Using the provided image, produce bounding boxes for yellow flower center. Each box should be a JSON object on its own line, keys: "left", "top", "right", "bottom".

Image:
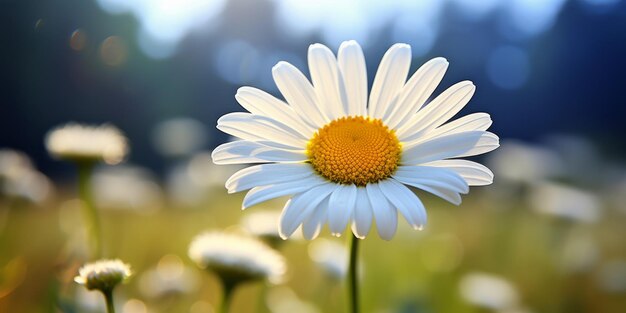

{"left": 307, "top": 116, "right": 401, "bottom": 186}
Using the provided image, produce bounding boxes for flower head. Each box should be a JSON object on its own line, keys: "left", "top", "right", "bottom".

{"left": 241, "top": 210, "right": 287, "bottom": 247}
{"left": 459, "top": 272, "right": 519, "bottom": 310}
{"left": 0, "top": 149, "right": 52, "bottom": 204}
{"left": 46, "top": 123, "right": 128, "bottom": 164}
{"left": 213, "top": 41, "right": 499, "bottom": 240}
{"left": 74, "top": 259, "right": 132, "bottom": 292}
{"left": 188, "top": 231, "right": 286, "bottom": 285}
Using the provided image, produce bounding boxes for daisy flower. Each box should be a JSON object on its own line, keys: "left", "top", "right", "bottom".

{"left": 459, "top": 272, "right": 519, "bottom": 310}
{"left": 212, "top": 41, "right": 498, "bottom": 240}
{"left": 46, "top": 123, "right": 128, "bottom": 165}
{"left": 188, "top": 231, "right": 286, "bottom": 285}
{"left": 75, "top": 259, "right": 132, "bottom": 292}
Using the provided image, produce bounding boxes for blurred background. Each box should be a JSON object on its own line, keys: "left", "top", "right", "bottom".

{"left": 1, "top": 0, "right": 626, "bottom": 312}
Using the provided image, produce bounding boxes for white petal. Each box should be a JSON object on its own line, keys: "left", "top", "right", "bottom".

{"left": 272, "top": 61, "right": 328, "bottom": 128}
{"left": 302, "top": 196, "right": 330, "bottom": 240}
{"left": 368, "top": 44, "right": 411, "bottom": 119}
{"left": 308, "top": 44, "right": 347, "bottom": 120}
{"left": 393, "top": 166, "right": 468, "bottom": 205}
{"left": 217, "top": 112, "right": 307, "bottom": 149}
{"left": 327, "top": 184, "right": 357, "bottom": 236}
{"left": 421, "top": 184, "right": 463, "bottom": 205}
{"left": 242, "top": 175, "right": 326, "bottom": 209}
{"left": 394, "top": 166, "right": 469, "bottom": 193}
{"left": 422, "top": 160, "right": 494, "bottom": 186}
{"left": 397, "top": 81, "right": 475, "bottom": 142}
{"left": 421, "top": 113, "right": 492, "bottom": 142}
{"left": 211, "top": 141, "right": 307, "bottom": 165}
{"left": 351, "top": 187, "right": 373, "bottom": 239}
{"left": 384, "top": 57, "right": 449, "bottom": 129}
{"left": 338, "top": 40, "right": 367, "bottom": 116}
{"left": 235, "top": 87, "right": 315, "bottom": 137}
{"left": 378, "top": 179, "right": 427, "bottom": 230}
{"left": 225, "top": 163, "right": 313, "bottom": 193}
{"left": 279, "top": 184, "right": 335, "bottom": 239}
{"left": 401, "top": 131, "right": 484, "bottom": 165}
{"left": 366, "top": 183, "right": 398, "bottom": 240}
{"left": 455, "top": 132, "right": 500, "bottom": 158}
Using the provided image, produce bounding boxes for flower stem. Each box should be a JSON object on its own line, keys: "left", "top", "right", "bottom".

{"left": 349, "top": 235, "right": 360, "bottom": 313}
{"left": 220, "top": 282, "right": 236, "bottom": 313}
{"left": 103, "top": 290, "right": 116, "bottom": 313}
{"left": 77, "top": 162, "right": 102, "bottom": 258}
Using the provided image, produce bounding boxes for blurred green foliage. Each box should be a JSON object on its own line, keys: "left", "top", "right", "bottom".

{"left": 1, "top": 187, "right": 624, "bottom": 312}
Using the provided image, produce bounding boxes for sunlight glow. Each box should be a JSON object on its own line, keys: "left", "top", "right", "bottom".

{"left": 97, "top": 0, "right": 226, "bottom": 58}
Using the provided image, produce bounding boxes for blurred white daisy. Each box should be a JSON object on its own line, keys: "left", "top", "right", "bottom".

{"left": 459, "top": 272, "right": 519, "bottom": 310}
{"left": 151, "top": 117, "right": 208, "bottom": 158}
{"left": 166, "top": 151, "right": 243, "bottom": 207}
{"left": 0, "top": 149, "right": 52, "bottom": 204}
{"left": 2, "top": 169, "right": 52, "bottom": 204}
{"left": 241, "top": 210, "right": 281, "bottom": 237}
{"left": 486, "top": 140, "right": 563, "bottom": 184}
{"left": 308, "top": 238, "right": 348, "bottom": 280}
{"left": 212, "top": 41, "right": 498, "bottom": 240}
{"left": 188, "top": 231, "right": 286, "bottom": 285}
{"left": 46, "top": 123, "right": 128, "bottom": 164}
{"left": 0, "top": 149, "right": 33, "bottom": 176}
{"left": 92, "top": 165, "right": 162, "bottom": 212}
{"left": 529, "top": 181, "right": 601, "bottom": 223}
{"left": 75, "top": 259, "right": 132, "bottom": 292}
{"left": 241, "top": 210, "right": 289, "bottom": 247}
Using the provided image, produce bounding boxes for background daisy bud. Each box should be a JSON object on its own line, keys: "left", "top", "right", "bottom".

{"left": 188, "top": 231, "right": 286, "bottom": 286}
{"left": 74, "top": 259, "right": 132, "bottom": 292}
{"left": 45, "top": 123, "right": 128, "bottom": 165}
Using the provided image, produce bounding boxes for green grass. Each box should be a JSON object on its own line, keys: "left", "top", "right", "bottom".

{"left": 1, "top": 189, "right": 625, "bottom": 313}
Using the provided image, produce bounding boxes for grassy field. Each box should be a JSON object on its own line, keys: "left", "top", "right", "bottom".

{"left": 1, "top": 184, "right": 625, "bottom": 313}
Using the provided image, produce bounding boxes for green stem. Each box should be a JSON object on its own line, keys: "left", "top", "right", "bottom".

{"left": 103, "top": 290, "right": 116, "bottom": 313}
{"left": 77, "top": 162, "right": 102, "bottom": 258}
{"left": 349, "top": 235, "right": 360, "bottom": 313}
{"left": 220, "top": 282, "right": 236, "bottom": 313}
{"left": 256, "top": 284, "right": 269, "bottom": 313}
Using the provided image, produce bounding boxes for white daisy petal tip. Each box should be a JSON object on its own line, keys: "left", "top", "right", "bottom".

{"left": 352, "top": 232, "right": 366, "bottom": 240}
{"left": 392, "top": 42, "right": 411, "bottom": 51}
{"left": 339, "top": 40, "right": 361, "bottom": 49}
{"left": 271, "top": 61, "right": 287, "bottom": 71}
{"left": 309, "top": 43, "right": 330, "bottom": 51}
{"left": 413, "top": 224, "right": 425, "bottom": 231}
{"left": 431, "top": 56, "right": 449, "bottom": 65}
{"left": 388, "top": 43, "right": 412, "bottom": 59}
{"left": 278, "top": 229, "right": 289, "bottom": 240}
{"left": 460, "top": 80, "right": 476, "bottom": 89}
{"left": 379, "top": 232, "right": 396, "bottom": 241}
{"left": 271, "top": 61, "right": 295, "bottom": 76}
{"left": 234, "top": 86, "right": 250, "bottom": 96}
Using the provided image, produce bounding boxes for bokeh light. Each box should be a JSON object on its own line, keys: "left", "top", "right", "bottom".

{"left": 97, "top": 0, "right": 227, "bottom": 58}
